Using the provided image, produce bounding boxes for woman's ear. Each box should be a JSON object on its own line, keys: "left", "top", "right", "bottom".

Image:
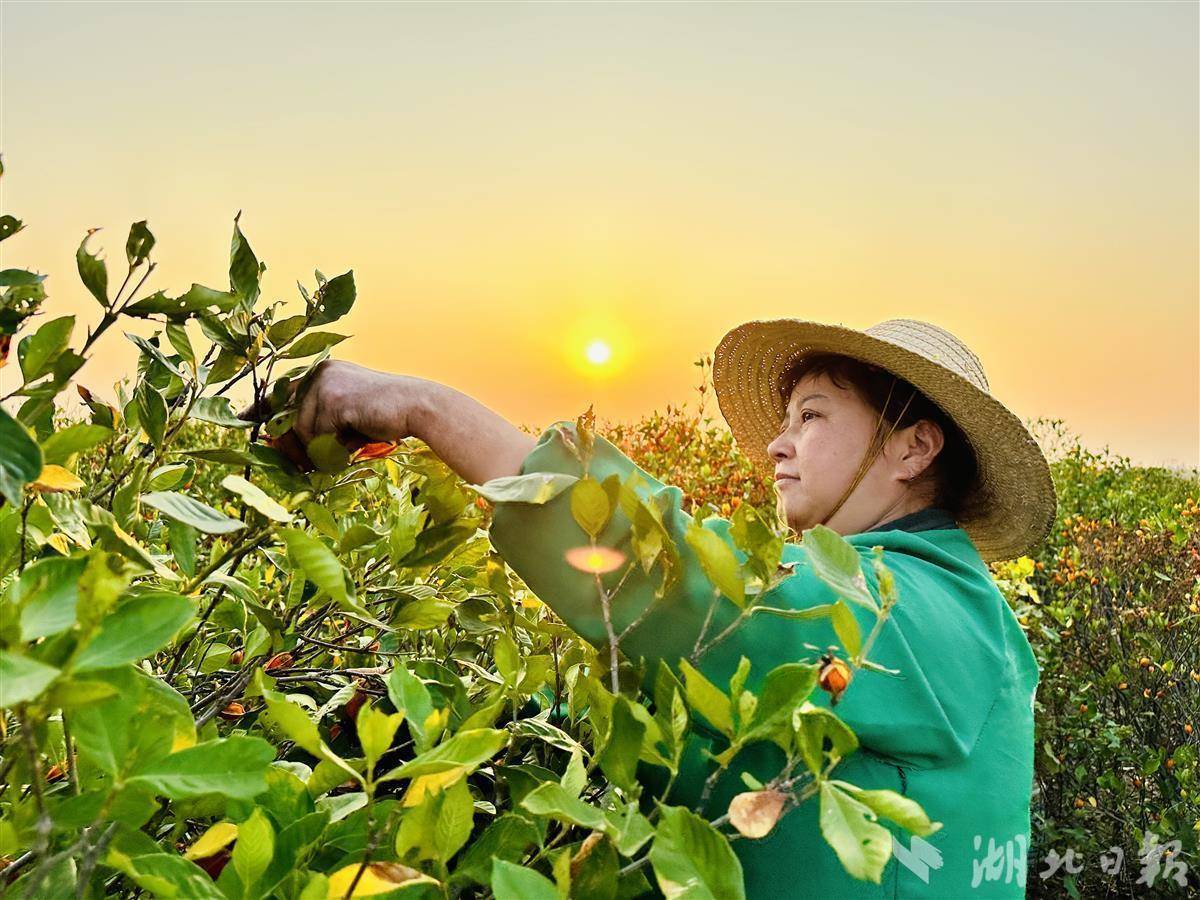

{"left": 899, "top": 419, "right": 945, "bottom": 482}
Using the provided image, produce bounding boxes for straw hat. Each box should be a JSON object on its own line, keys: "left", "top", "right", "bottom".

{"left": 712, "top": 318, "right": 1056, "bottom": 563}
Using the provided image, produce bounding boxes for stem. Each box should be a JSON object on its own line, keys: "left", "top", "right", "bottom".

{"left": 689, "top": 589, "right": 721, "bottom": 660}
{"left": 62, "top": 717, "right": 80, "bottom": 797}
{"left": 594, "top": 567, "right": 621, "bottom": 694}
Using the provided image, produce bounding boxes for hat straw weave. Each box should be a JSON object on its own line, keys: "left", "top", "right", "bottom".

{"left": 712, "top": 318, "right": 1057, "bottom": 563}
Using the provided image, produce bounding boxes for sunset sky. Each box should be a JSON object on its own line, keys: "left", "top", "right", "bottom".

{"left": 3, "top": 1, "right": 1197, "bottom": 468}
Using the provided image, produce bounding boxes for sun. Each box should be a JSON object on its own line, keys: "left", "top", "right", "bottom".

{"left": 585, "top": 339, "right": 612, "bottom": 366}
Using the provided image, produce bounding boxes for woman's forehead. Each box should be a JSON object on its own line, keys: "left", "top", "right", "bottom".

{"left": 787, "top": 371, "right": 856, "bottom": 404}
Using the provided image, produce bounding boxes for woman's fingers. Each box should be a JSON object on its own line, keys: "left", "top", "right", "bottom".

{"left": 235, "top": 395, "right": 271, "bottom": 424}
{"left": 236, "top": 377, "right": 302, "bottom": 424}
{"left": 293, "top": 383, "right": 322, "bottom": 444}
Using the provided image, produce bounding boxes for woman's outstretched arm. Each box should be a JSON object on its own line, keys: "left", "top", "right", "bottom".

{"left": 413, "top": 380, "right": 538, "bottom": 486}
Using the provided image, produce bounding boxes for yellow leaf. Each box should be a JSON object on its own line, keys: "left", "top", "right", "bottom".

{"left": 183, "top": 821, "right": 238, "bottom": 860}
{"left": 728, "top": 790, "right": 787, "bottom": 839}
{"left": 326, "top": 862, "right": 438, "bottom": 898}
{"left": 422, "top": 707, "right": 449, "bottom": 738}
{"left": 32, "top": 465, "right": 84, "bottom": 493}
{"left": 402, "top": 765, "right": 465, "bottom": 808}
{"left": 47, "top": 534, "right": 72, "bottom": 555}
{"left": 171, "top": 722, "right": 197, "bottom": 753}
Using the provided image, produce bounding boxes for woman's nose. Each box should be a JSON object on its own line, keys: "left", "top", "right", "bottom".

{"left": 767, "top": 433, "right": 790, "bottom": 461}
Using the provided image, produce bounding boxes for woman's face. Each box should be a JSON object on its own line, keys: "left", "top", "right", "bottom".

{"left": 765, "top": 371, "right": 942, "bottom": 536}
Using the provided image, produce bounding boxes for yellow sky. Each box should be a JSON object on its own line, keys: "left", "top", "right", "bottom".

{"left": 2, "top": 2, "right": 1197, "bottom": 468}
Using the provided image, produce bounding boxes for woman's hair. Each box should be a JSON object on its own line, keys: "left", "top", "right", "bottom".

{"left": 775, "top": 352, "right": 979, "bottom": 520}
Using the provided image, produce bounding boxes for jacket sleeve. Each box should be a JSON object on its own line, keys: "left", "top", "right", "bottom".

{"left": 485, "top": 419, "right": 1004, "bottom": 771}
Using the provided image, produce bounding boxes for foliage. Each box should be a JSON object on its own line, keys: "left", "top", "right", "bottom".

{"left": 0, "top": 177, "right": 936, "bottom": 898}
{"left": 994, "top": 434, "right": 1198, "bottom": 898}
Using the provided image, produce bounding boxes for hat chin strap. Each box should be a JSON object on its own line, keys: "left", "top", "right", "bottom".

{"left": 816, "top": 378, "right": 917, "bottom": 530}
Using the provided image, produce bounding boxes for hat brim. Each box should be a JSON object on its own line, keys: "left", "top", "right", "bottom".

{"left": 712, "top": 319, "right": 1057, "bottom": 563}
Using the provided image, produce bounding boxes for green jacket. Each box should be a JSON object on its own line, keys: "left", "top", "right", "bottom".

{"left": 488, "top": 421, "right": 1039, "bottom": 899}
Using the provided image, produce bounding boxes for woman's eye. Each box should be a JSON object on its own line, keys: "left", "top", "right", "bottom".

{"left": 800, "top": 410, "right": 817, "bottom": 423}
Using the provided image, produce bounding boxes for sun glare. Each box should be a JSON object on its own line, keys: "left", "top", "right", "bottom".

{"left": 585, "top": 339, "right": 612, "bottom": 366}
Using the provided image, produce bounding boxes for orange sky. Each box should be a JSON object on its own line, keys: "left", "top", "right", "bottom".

{"left": 2, "top": 2, "right": 1197, "bottom": 468}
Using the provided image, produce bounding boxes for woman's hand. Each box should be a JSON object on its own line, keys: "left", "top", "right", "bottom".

{"left": 276, "top": 359, "right": 434, "bottom": 447}
{"left": 284, "top": 360, "right": 429, "bottom": 445}
{"left": 243, "top": 358, "right": 538, "bottom": 485}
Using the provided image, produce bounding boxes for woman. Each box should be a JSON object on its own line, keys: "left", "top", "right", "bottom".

{"left": 271, "top": 317, "right": 1055, "bottom": 898}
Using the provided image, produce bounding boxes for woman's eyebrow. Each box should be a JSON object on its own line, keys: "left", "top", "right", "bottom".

{"left": 781, "top": 392, "right": 830, "bottom": 426}
{"left": 787, "top": 392, "right": 829, "bottom": 413}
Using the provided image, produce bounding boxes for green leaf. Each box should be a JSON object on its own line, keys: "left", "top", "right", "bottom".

{"left": 76, "top": 230, "right": 109, "bottom": 307}
{"left": 134, "top": 381, "right": 168, "bottom": 445}
{"left": 570, "top": 476, "right": 612, "bottom": 538}
{"left": 357, "top": 701, "right": 403, "bottom": 769}
{"left": 0, "top": 215, "right": 25, "bottom": 242}
{"left": 518, "top": 782, "right": 610, "bottom": 833}
{"left": 607, "top": 803, "right": 655, "bottom": 857}
{"left": 308, "top": 270, "right": 355, "bottom": 326}
{"left": 817, "top": 781, "right": 893, "bottom": 883}
{"left": 257, "top": 673, "right": 329, "bottom": 757}
{"left": 229, "top": 213, "right": 264, "bottom": 306}
{"left": 267, "top": 315, "right": 307, "bottom": 346}
{"left": 433, "top": 772, "right": 475, "bottom": 861}
{"left": 190, "top": 396, "right": 253, "bottom": 429}
{"left": 742, "top": 663, "right": 818, "bottom": 745}
{"left": 828, "top": 780, "right": 942, "bottom": 838}
{"left": 126, "top": 331, "right": 184, "bottom": 378}
{"left": 125, "top": 220, "right": 156, "bottom": 268}
{"left": 491, "top": 860, "right": 558, "bottom": 900}
{"left": 232, "top": 808, "right": 275, "bottom": 895}
{"left": 18, "top": 315, "right": 74, "bottom": 383}
{"left": 221, "top": 474, "right": 292, "bottom": 521}
{"left": 598, "top": 696, "right": 646, "bottom": 794}
{"left": 678, "top": 659, "right": 733, "bottom": 738}
{"left": 685, "top": 520, "right": 745, "bottom": 607}
{"left": 278, "top": 528, "right": 361, "bottom": 615}
{"left": 124, "top": 283, "right": 240, "bottom": 319}
{"left": 749, "top": 603, "right": 836, "bottom": 622}
{"left": 165, "top": 321, "right": 193, "bottom": 364}
{"left": 73, "top": 591, "right": 194, "bottom": 672}
{"left": 381, "top": 728, "right": 507, "bottom": 781}
{"left": 802, "top": 525, "right": 877, "bottom": 613}
{"left": 141, "top": 490, "right": 246, "bottom": 534}
{"left": 128, "top": 735, "right": 274, "bottom": 800}
{"left": 795, "top": 704, "right": 859, "bottom": 776}
{"left": 386, "top": 664, "right": 436, "bottom": 753}
{"left": 280, "top": 331, "right": 348, "bottom": 359}
{"left": 107, "top": 852, "right": 225, "bottom": 899}
{"left": 468, "top": 472, "right": 578, "bottom": 505}
{"left": 40, "top": 423, "right": 112, "bottom": 465}
{"left": 830, "top": 600, "right": 863, "bottom": 658}
{"left": 393, "top": 597, "right": 455, "bottom": 631}
{"left": 0, "top": 650, "right": 60, "bottom": 707}
{"left": 648, "top": 805, "right": 745, "bottom": 900}
{"left": 17, "top": 555, "right": 87, "bottom": 640}
{"left": 454, "top": 815, "right": 540, "bottom": 887}
{"left": 69, "top": 667, "right": 195, "bottom": 777}
{"left": 148, "top": 463, "right": 189, "bottom": 491}
{"left": 306, "top": 433, "right": 350, "bottom": 474}
{"left": 0, "top": 405, "right": 42, "bottom": 504}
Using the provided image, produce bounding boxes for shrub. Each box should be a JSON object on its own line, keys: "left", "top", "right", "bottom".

{"left": 0, "top": 186, "right": 936, "bottom": 899}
